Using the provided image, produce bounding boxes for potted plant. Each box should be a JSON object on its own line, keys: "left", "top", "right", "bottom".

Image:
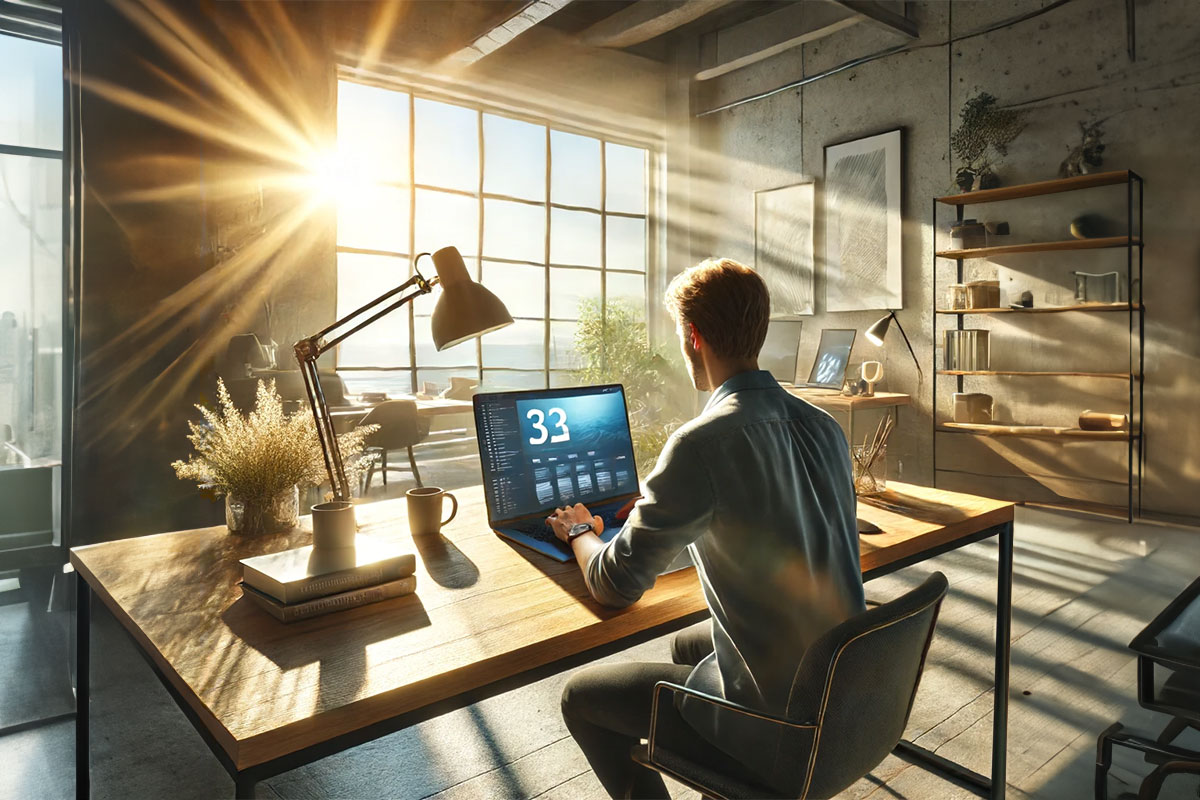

{"left": 574, "top": 298, "right": 689, "bottom": 477}
{"left": 950, "top": 92, "right": 1027, "bottom": 191}
{"left": 172, "top": 379, "right": 377, "bottom": 535}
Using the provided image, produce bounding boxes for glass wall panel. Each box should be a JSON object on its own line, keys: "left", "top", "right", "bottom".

{"left": 550, "top": 130, "right": 601, "bottom": 208}
{"left": 483, "top": 199, "right": 545, "bottom": 263}
{"left": 483, "top": 114, "right": 545, "bottom": 201}
{"left": 414, "top": 98, "right": 478, "bottom": 192}
{"left": 550, "top": 208, "right": 601, "bottom": 267}
{"left": 335, "top": 253, "right": 411, "bottom": 367}
{"left": 549, "top": 268, "right": 601, "bottom": 320}
{"left": 605, "top": 142, "right": 646, "bottom": 215}
{"left": 605, "top": 216, "right": 646, "bottom": 272}
{"left": 0, "top": 36, "right": 62, "bottom": 150}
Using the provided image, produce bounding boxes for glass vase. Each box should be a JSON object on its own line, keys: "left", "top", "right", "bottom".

{"left": 852, "top": 445, "right": 887, "bottom": 496}
{"left": 226, "top": 485, "right": 300, "bottom": 535}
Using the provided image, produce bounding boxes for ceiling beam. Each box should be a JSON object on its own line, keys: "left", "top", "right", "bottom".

{"left": 829, "top": 0, "right": 917, "bottom": 38}
{"left": 695, "top": 1, "right": 860, "bottom": 81}
{"left": 442, "top": 0, "right": 574, "bottom": 68}
{"left": 581, "top": 0, "right": 735, "bottom": 49}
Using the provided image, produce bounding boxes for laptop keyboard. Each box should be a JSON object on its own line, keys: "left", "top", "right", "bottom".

{"left": 507, "top": 508, "right": 625, "bottom": 544}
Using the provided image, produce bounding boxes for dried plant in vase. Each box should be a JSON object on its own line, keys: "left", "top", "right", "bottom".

{"left": 951, "top": 92, "right": 1027, "bottom": 191}
{"left": 172, "top": 379, "right": 378, "bottom": 535}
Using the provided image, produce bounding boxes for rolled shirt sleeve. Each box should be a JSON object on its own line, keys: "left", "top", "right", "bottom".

{"left": 584, "top": 430, "right": 713, "bottom": 608}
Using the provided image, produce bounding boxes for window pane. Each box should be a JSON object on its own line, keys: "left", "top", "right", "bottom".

{"left": 337, "top": 81, "right": 408, "bottom": 186}
{"left": 336, "top": 253, "right": 411, "bottom": 367}
{"left": 338, "top": 370, "right": 412, "bottom": 396}
{"left": 414, "top": 98, "right": 478, "bottom": 192}
{"left": 606, "top": 272, "right": 646, "bottom": 312}
{"left": 415, "top": 188, "right": 478, "bottom": 257}
{"left": 605, "top": 143, "right": 646, "bottom": 214}
{"left": 483, "top": 114, "right": 545, "bottom": 201}
{"left": 482, "top": 261, "right": 545, "bottom": 319}
{"left": 338, "top": 185, "right": 409, "bottom": 252}
{"left": 0, "top": 154, "right": 62, "bottom": 461}
{"left": 551, "top": 130, "right": 600, "bottom": 208}
{"left": 481, "top": 370, "right": 545, "bottom": 391}
{"left": 416, "top": 367, "right": 478, "bottom": 397}
{"left": 481, "top": 319, "right": 545, "bottom": 370}
{"left": 549, "top": 321, "right": 580, "bottom": 369}
{"left": 549, "top": 268, "right": 601, "bottom": 320}
{"left": 550, "top": 208, "right": 600, "bottom": 267}
{"left": 549, "top": 370, "right": 583, "bottom": 388}
{"left": 483, "top": 199, "right": 545, "bottom": 263}
{"left": 0, "top": 36, "right": 61, "bottom": 150}
{"left": 606, "top": 216, "right": 646, "bottom": 272}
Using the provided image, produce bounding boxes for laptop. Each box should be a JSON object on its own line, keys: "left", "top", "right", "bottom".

{"left": 760, "top": 319, "right": 804, "bottom": 385}
{"left": 799, "top": 328, "right": 856, "bottom": 391}
{"left": 473, "top": 384, "right": 640, "bottom": 562}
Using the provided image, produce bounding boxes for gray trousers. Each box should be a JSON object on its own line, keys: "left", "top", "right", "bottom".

{"left": 560, "top": 620, "right": 739, "bottom": 799}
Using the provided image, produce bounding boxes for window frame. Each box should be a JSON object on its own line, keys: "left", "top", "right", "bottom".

{"left": 333, "top": 75, "right": 660, "bottom": 395}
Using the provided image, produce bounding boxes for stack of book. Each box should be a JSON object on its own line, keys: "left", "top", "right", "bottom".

{"left": 239, "top": 535, "right": 417, "bottom": 623}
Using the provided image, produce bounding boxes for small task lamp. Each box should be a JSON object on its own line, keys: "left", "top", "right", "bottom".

{"left": 295, "top": 246, "right": 512, "bottom": 548}
{"left": 865, "top": 310, "right": 923, "bottom": 380}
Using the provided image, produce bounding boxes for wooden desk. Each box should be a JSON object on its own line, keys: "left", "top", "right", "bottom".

{"left": 785, "top": 388, "right": 911, "bottom": 447}
{"left": 72, "top": 482, "right": 1013, "bottom": 799}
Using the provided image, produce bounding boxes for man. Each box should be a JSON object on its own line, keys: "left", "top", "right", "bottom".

{"left": 550, "top": 258, "right": 865, "bottom": 799}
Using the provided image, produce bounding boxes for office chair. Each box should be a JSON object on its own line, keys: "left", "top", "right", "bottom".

{"left": 358, "top": 399, "right": 431, "bottom": 492}
{"left": 1096, "top": 575, "right": 1200, "bottom": 800}
{"left": 632, "top": 571, "right": 948, "bottom": 799}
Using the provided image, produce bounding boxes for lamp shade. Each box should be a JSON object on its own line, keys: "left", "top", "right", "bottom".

{"left": 429, "top": 246, "right": 514, "bottom": 350}
{"left": 865, "top": 312, "right": 893, "bottom": 347}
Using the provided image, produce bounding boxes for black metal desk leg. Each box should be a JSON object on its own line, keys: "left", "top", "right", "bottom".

{"left": 992, "top": 522, "right": 1014, "bottom": 799}
{"left": 76, "top": 572, "right": 91, "bottom": 800}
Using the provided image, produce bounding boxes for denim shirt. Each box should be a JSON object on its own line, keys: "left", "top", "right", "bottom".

{"left": 584, "top": 370, "right": 865, "bottom": 759}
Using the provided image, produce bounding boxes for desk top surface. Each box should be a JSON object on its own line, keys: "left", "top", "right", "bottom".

{"left": 71, "top": 481, "right": 1011, "bottom": 770}
{"left": 784, "top": 387, "right": 912, "bottom": 411}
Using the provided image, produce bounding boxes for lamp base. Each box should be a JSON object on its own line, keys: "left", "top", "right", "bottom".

{"left": 312, "top": 501, "right": 356, "bottom": 550}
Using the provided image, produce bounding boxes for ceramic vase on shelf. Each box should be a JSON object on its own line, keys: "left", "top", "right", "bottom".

{"left": 225, "top": 485, "right": 300, "bottom": 535}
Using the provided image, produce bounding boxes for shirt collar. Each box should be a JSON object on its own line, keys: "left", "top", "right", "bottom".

{"left": 703, "top": 369, "right": 778, "bottom": 412}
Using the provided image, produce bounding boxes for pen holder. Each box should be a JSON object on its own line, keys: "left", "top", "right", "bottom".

{"left": 852, "top": 444, "right": 887, "bottom": 496}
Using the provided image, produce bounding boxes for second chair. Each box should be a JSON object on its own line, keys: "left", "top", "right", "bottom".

{"left": 358, "top": 399, "right": 431, "bottom": 493}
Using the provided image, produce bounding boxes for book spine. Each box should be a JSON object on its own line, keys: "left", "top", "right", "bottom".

{"left": 284, "top": 554, "right": 417, "bottom": 603}
{"left": 280, "top": 576, "right": 417, "bottom": 622}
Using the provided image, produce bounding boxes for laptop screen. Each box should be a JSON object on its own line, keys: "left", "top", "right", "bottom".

{"left": 474, "top": 384, "right": 639, "bottom": 523}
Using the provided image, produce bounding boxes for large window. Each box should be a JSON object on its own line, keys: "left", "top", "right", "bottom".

{"left": 334, "top": 80, "right": 651, "bottom": 396}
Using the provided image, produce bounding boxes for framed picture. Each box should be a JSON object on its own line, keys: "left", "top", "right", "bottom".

{"left": 823, "top": 129, "right": 902, "bottom": 311}
{"left": 754, "top": 181, "right": 815, "bottom": 317}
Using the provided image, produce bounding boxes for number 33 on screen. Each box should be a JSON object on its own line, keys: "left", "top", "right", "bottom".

{"left": 526, "top": 408, "right": 570, "bottom": 445}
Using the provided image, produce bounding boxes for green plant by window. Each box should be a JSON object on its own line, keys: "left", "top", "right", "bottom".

{"left": 172, "top": 379, "right": 377, "bottom": 503}
{"left": 574, "top": 299, "right": 689, "bottom": 476}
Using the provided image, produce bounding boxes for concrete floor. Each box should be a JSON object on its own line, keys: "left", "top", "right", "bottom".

{"left": 4, "top": 451, "right": 1200, "bottom": 799}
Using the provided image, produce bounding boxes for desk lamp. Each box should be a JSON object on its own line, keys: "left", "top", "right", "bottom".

{"left": 865, "top": 310, "right": 923, "bottom": 379}
{"left": 295, "top": 246, "right": 512, "bottom": 547}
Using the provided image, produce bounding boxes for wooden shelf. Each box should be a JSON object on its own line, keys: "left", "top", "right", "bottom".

{"left": 938, "top": 370, "right": 1138, "bottom": 380}
{"left": 936, "top": 236, "right": 1137, "bottom": 259}
{"left": 936, "top": 170, "right": 1134, "bottom": 205}
{"left": 935, "top": 302, "right": 1140, "bottom": 314}
{"left": 939, "top": 422, "right": 1137, "bottom": 441}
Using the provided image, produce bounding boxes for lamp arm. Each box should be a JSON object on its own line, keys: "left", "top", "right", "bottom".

{"left": 890, "top": 311, "right": 924, "bottom": 379}
{"left": 294, "top": 260, "right": 438, "bottom": 502}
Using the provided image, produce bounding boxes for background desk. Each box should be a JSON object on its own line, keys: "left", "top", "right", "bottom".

{"left": 72, "top": 482, "right": 1012, "bottom": 799}
{"left": 785, "top": 388, "right": 911, "bottom": 447}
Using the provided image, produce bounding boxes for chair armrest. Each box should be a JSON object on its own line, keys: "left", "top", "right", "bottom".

{"left": 648, "top": 681, "right": 815, "bottom": 757}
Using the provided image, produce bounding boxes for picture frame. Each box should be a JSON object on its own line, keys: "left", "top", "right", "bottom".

{"left": 753, "top": 181, "right": 815, "bottom": 317}
{"left": 823, "top": 129, "right": 903, "bottom": 312}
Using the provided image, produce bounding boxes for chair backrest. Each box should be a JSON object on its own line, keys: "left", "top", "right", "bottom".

{"left": 784, "top": 571, "right": 948, "bottom": 798}
{"left": 316, "top": 371, "right": 348, "bottom": 407}
{"left": 359, "top": 399, "right": 423, "bottom": 449}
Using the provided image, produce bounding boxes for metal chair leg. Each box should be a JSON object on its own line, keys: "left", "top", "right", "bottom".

{"left": 1137, "top": 760, "right": 1200, "bottom": 800}
{"left": 408, "top": 446, "right": 423, "bottom": 487}
{"left": 381, "top": 449, "right": 388, "bottom": 487}
{"left": 1097, "top": 722, "right": 1121, "bottom": 800}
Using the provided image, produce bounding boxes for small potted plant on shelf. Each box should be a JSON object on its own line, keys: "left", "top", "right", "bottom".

{"left": 951, "top": 92, "right": 1027, "bottom": 192}
{"left": 172, "top": 379, "right": 377, "bottom": 536}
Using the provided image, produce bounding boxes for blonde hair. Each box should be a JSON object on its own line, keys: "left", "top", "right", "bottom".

{"left": 664, "top": 258, "right": 770, "bottom": 360}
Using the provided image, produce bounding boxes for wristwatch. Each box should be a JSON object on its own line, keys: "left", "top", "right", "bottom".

{"left": 566, "top": 522, "right": 596, "bottom": 543}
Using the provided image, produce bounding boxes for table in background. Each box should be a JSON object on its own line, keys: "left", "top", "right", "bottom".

{"left": 786, "top": 387, "right": 911, "bottom": 447}
{"left": 72, "top": 481, "right": 1012, "bottom": 799}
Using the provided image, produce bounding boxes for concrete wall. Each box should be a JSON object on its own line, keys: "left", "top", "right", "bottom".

{"left": 669, "top": 0, "right": 1200, "bottom": 518}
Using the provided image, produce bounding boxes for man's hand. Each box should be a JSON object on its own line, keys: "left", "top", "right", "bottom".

{"left": 546, "top": 503, "right": 605, "bottom": 544}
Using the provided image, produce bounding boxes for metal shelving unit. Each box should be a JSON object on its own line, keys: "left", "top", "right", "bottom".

{"left": 931, "top": 170, "right": 1145, "bottom": 522}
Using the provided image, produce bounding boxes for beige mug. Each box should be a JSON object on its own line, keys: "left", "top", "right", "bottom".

{"left": 407, "top": 486, "right": 458, "bottom": 536}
